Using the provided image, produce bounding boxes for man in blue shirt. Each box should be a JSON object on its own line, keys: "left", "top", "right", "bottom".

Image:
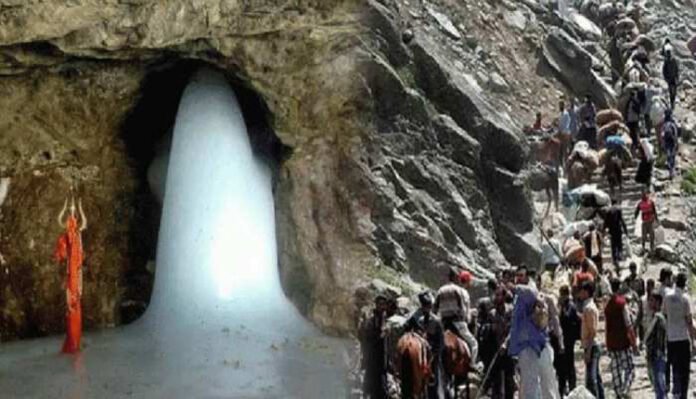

{"left": 508, "top": 267, "right": 560, "bottom": 399}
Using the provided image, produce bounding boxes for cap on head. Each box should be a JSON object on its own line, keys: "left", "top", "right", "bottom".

{"left": 460, "top": 271, "right": 473, "bottom": 285}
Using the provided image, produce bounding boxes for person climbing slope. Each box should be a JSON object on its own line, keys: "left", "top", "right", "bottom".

{"left": 662, "top": 109, "right": 680, "bottom": 179}
{"left": 634, "top": 191, "right": 659, "bottom": 255}
{"left": 604, "top": 198, "right": 629, "bottom": 267}
{"left": 605, "top": 278, "right": 638, "bottom": 398}
{"left": 662, "top": 42, "right": 680, "bottom": 110}
{"left": 583, "top": 224, "right": 603, "bottom": 273}
{"left": 579, "top": 96, "right": 598, "bottom": 149}
{"left": 580, "top": 281, "right": 604, "bottom": 399}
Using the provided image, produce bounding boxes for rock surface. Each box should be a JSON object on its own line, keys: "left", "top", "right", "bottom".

{"left": 542, "top": 27, "right": 616, "bottom": 108}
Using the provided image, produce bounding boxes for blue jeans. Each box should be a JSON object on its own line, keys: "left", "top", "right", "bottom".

{"left": 585, "top": 344, "right": 604, "bottom": 399}
{"left": 665, "top": 144, "right": 677, "bottom": 177}
{"left": 649, "top": 356, "right": 667, "bottom": 399}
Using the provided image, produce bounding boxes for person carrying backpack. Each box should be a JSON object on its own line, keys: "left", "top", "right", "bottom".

{"left": 662, "top": 43, "right": 680, "bottom": 110}
{"left": 662, "top": 109, "right": 679, "bottom": 179}
{"left": 508, "top": 268, "right": 560, "bottom": 399}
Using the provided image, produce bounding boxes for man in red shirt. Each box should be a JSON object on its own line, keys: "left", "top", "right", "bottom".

{"left": 605, "top": 278, "right": 638, "bottom": 398}
{"left": 634, "top": 191, "right": 659, "bottom": 255}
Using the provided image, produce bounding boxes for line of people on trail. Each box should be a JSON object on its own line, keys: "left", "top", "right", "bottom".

{"left": 358, "top": 257, "right": 696, "bottom": 399}
{"left": 529, "top": 27, "right": 685, "bottom": 208}
{"left": 532, "top": 94, "right": 681, "bottom": 194}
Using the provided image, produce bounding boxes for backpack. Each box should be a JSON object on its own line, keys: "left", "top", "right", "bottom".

{"left": 663, "top": 121, "right": 678, "bottom": 145}
{"left": 532, "top": 296, "right": 550, "bottom": 330}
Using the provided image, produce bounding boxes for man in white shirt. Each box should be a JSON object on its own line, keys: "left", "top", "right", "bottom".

{"left": 434, "top": 268, "right": 478, "bottom": 367}
{"left": 662, "top": 272, "right": 696, "bottom": 399}
{"left": 558, "top": 100, "right": 572, "bottom": 167}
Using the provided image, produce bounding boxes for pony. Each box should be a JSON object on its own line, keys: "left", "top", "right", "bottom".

{"left": 443, "top": 331, "right": 471, "bottom": 399}
{"left": 604, "top": 152, "right": 623, "bottom": 200}
{"left": 566, "top": 159, "right": 593, "bottom": 190}
{"left": 395, "top": 332, "right": 431, "bottom": 399}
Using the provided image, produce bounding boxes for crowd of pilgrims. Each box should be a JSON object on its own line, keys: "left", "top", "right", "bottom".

{"left": 357, "top": 262, "right": 695, "bottom": 399}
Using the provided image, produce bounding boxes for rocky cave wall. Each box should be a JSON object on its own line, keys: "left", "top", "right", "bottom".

{"left": 0, "top": 0, "right": 552, "bottom": 340}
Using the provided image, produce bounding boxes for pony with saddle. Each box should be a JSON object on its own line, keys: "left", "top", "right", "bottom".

{"left": 396, "top": 332, "right": 432, "bottom": 399}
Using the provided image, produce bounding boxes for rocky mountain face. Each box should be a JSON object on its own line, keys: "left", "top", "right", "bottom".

{"left": 0, "top": 0, "right": 692, "bottom": 341}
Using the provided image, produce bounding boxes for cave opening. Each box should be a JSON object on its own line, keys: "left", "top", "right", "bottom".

{"left": 118, "top": 59, "right": 289, "bottom": 323}
{"left": 0, "top": 66, "right": 347, "bottom": 398}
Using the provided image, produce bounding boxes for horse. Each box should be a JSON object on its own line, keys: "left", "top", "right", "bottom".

{"left": 604, "top": 152, "right": 623, "bottom": 200}
{"left": 524, "top": 163, "right": 559, "bottom": 217}
{"left": 566, "top": 159, "right": 592, "bottom": 190}
{"left": 395, "top": 332, "right": 431, "bottom": 399}
{"left": 443, "top": 331, "right": 471, "bottom": 399}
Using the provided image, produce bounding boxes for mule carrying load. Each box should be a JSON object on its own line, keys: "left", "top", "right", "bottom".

{"left": 566, "top": 142, "right": 600, "bottom": 189}
{"left": 595, "top": 109, "right": 633, "bottom": 151}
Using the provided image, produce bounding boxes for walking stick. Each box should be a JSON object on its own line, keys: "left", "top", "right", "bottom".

{"left": 538, "top": 225, "right": 568, "bottom": 275}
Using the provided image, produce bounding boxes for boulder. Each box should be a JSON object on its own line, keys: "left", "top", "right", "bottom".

{"left": 567, "top": 386, "right": 596, "bottom": 398}
{"left": 427, "top": 6, "right": 462, "bottom": 40}
{"left": 410, "top": 33, "right": 528, "bottom": 172}
{"left": 488, "top": 72, "right": 511, "bottom": 93}
{"left": 504, "top": 10, "right": 528, "bottom": 31}
{"left": 568, "top": 11, "right": 602, "bottom": 41}
{"left": 495, "top": 221, "right": 542, "bottom": 268}
{"left": 655, "top": 244, "right": 679, "bottom": 264}
{"left": 662, "top": 217, "right": 689, "bottom": 231}
{"left": 543, "top": 28, "right": 616, "bottom": 108}
{"left": 369, "top": 278, "right": 403, "bottom": 299}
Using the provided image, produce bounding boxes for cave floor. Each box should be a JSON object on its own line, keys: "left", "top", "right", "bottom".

{"left": 0, "top": 315, "right": 349, "bottom": 399}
